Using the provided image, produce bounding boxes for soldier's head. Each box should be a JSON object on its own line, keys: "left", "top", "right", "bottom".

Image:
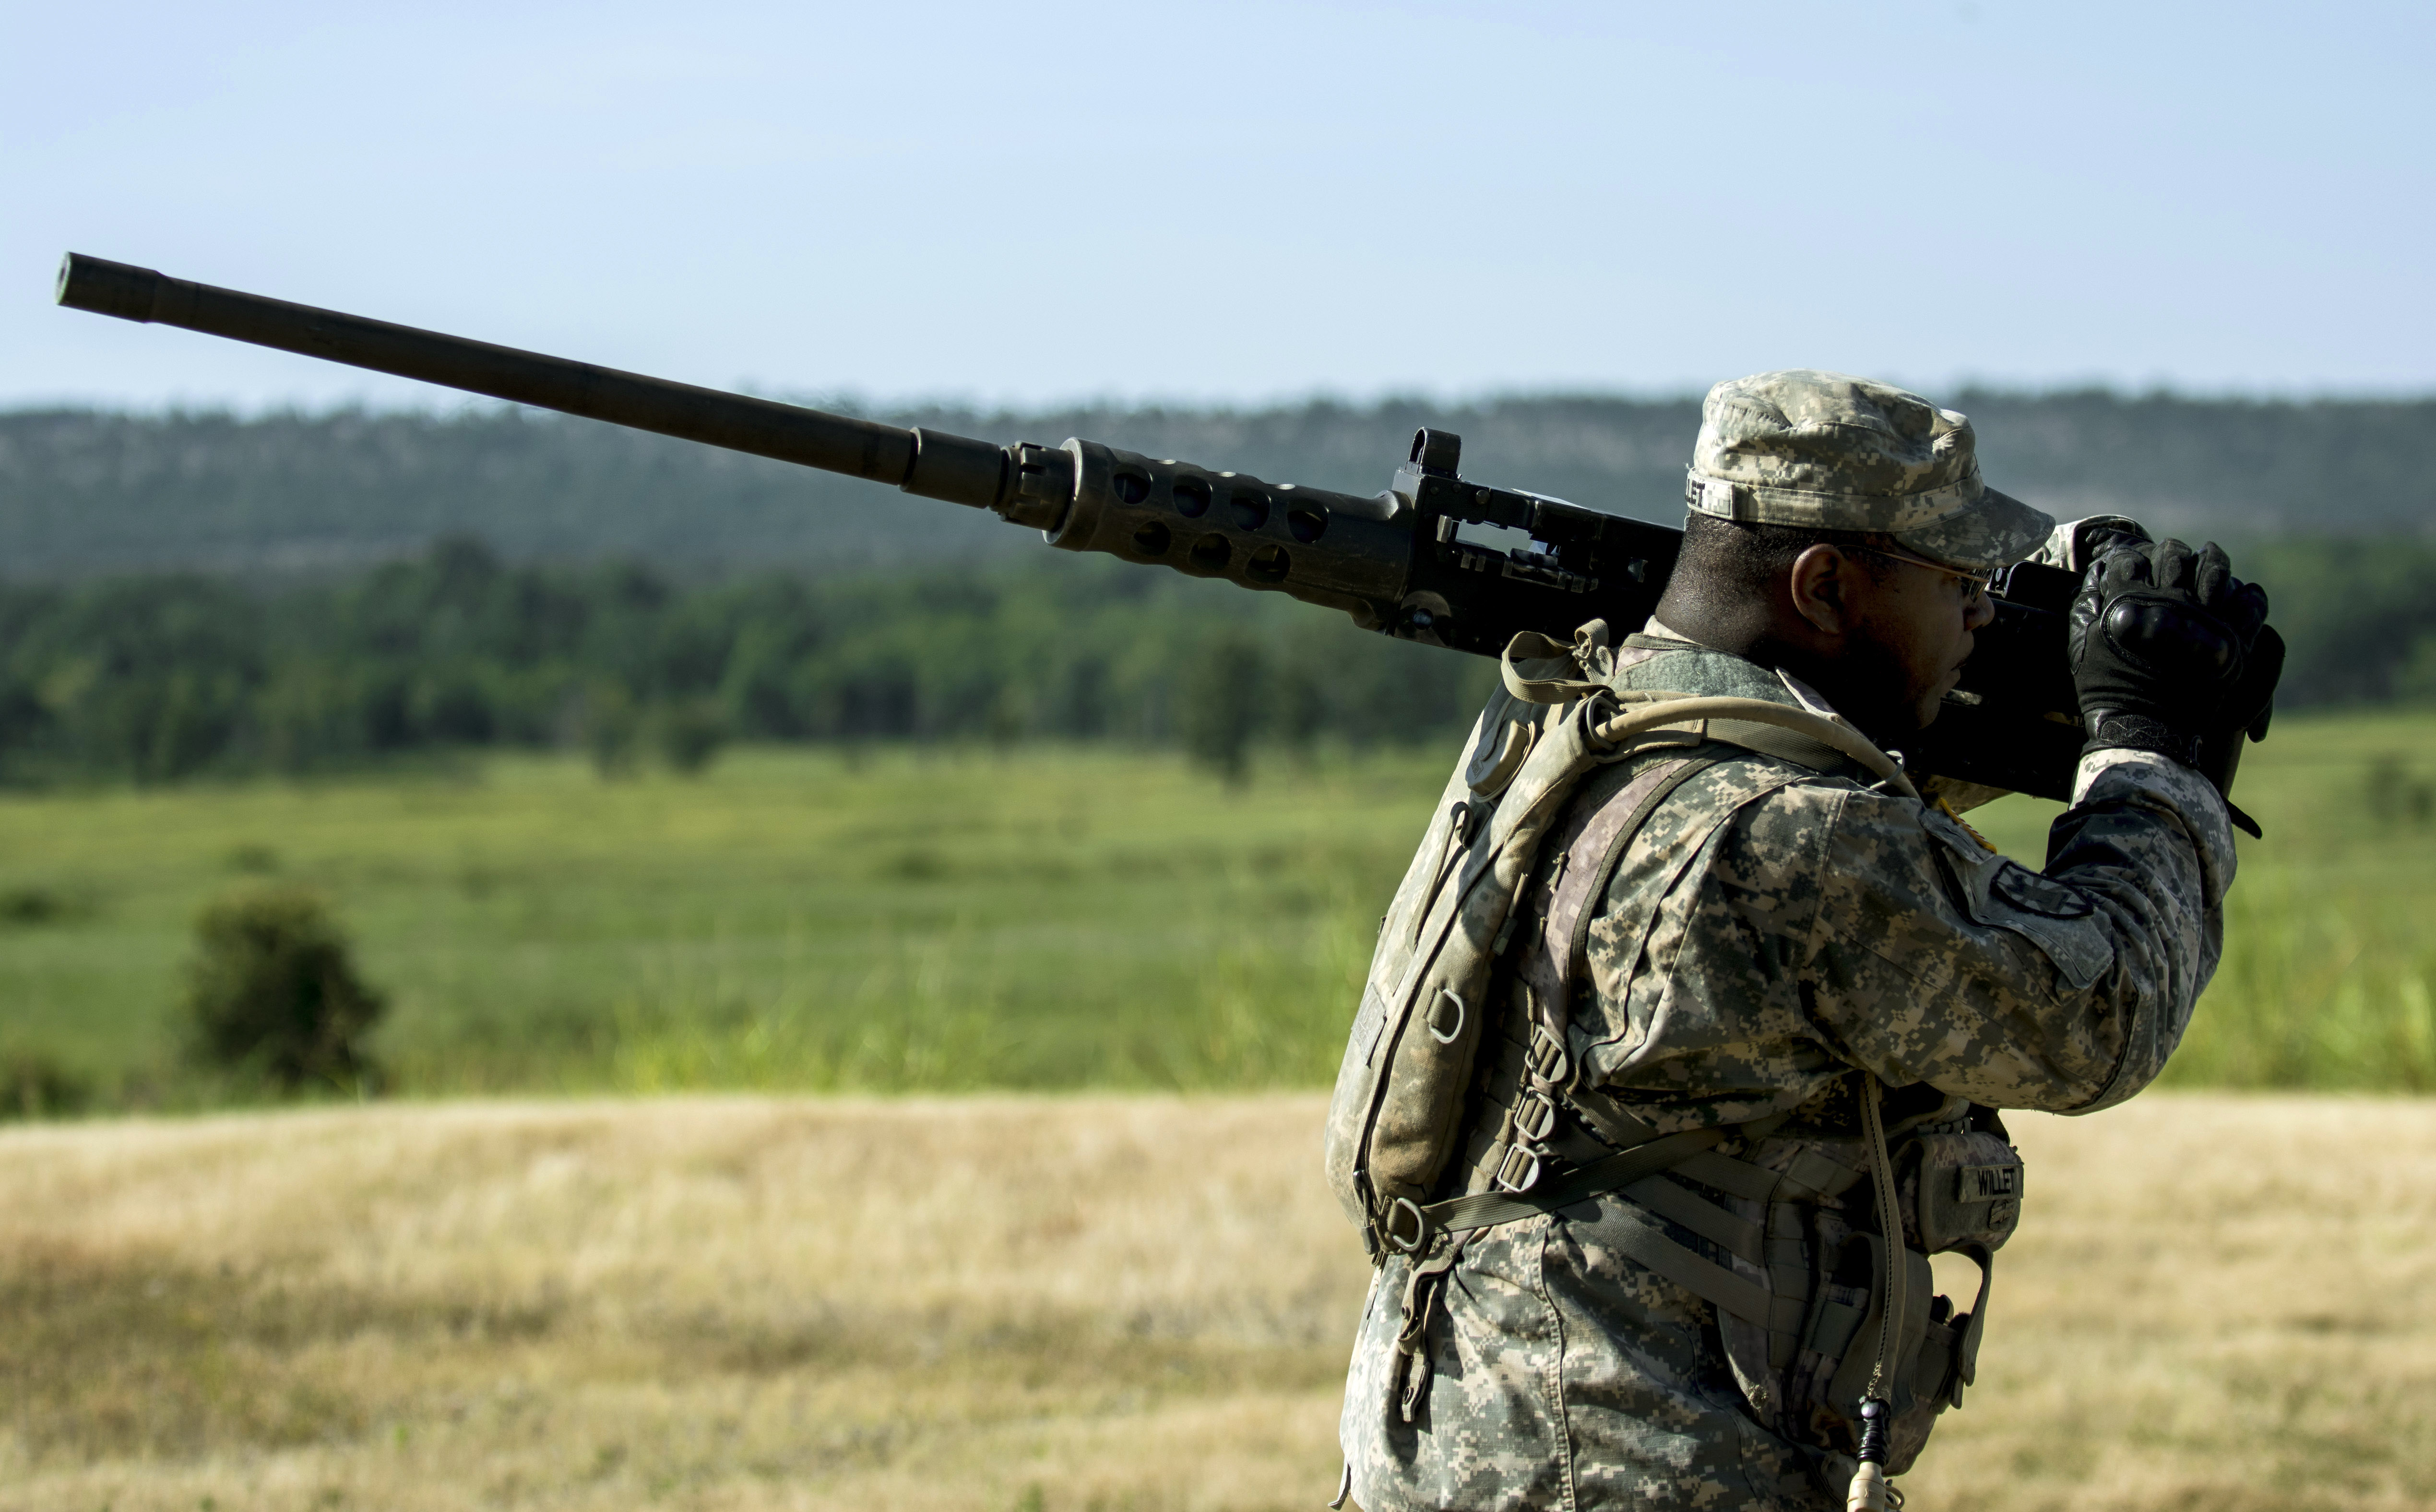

{"left": 1654, "top": 370, "right": 2053, "bottom": 743}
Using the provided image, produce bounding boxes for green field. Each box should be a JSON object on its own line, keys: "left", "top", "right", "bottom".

{"left": 4, "top": 710, "right": 2433, "bottom": 1107}
{"left": 0, "top": 745, "right": 1424, "bottom": 1104}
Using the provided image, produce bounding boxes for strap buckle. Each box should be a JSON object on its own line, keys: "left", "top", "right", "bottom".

{"left": 1425, "top": 988, "right": 1468, "bottom": 1046}
{"left": 1511, "top": 1089, "right": 1559, "bottom": 1144}
{"left": 1449, "top": 799, "right": 1480, "bottom": 845}
{"left": 1494, "top": 1143, "right": 1543, "bottom": 1193}
{"left": 1527, "top": 1023, "right": 1570, "bottom": 1085}
{"left": 1381, "top": 1196, "right": 1431, "bottom": 1254}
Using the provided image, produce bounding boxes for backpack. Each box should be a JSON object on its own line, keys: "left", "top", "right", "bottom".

{"left": 1323, "top": 623, "right": 2023, "bottom": 1482}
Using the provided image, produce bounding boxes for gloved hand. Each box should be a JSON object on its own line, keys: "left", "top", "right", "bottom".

{"left": 2068, "top": 537, "right": 2270, "bottom": 766}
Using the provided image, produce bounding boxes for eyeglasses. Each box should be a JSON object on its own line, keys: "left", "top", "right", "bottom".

{"left": 1852, "top": 545, "right": 1999, "bottom": 600}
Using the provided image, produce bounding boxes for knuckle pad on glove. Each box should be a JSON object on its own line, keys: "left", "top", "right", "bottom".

{"left": 2153, "top": 539, "right": 2197, "bottom": 592}
{"left": 2194, "top": 543, "right": 2232, "bottom": 607}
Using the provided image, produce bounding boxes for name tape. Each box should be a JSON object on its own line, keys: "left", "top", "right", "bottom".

{"left": 1957, "top": 1164, "right": 2021, "bottom": 1202}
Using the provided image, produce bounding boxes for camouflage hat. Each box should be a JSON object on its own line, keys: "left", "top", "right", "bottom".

{"left": 1683, "top": 369, "right": 2053, "bottom": 571}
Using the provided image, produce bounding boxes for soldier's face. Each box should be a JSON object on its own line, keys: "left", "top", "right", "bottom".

{"left": 1848, "top": 555, "right": 1997, "bottom": 731}
{"left": 1788, "top": 546, "right": 1997, "bottom": 737}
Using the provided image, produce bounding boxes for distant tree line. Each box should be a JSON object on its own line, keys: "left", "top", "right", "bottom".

{"left": 0, "top": 532, "right": 2426, "bottom": 786}
{"left": 0, "top": 537, "right": 1495, "bottom": 783}
{"left": 3, "top": 392, "right": 2430, "bottom": 582}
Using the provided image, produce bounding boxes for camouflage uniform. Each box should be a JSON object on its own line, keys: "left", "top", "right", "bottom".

{"left": 1334, "top": 372, "right": 2238, "bottom": 1511}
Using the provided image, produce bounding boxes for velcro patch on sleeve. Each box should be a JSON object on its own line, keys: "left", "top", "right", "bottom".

{"left": 1991, "top": 862, "right": 2097, "bottom": 919}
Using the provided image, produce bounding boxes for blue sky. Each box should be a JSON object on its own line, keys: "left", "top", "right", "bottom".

{"left": 5, "top": 0, "right": 2429, "bottom": 411}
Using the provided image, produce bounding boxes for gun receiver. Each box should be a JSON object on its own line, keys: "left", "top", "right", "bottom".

{"left": 55, "top": 251, "right": 2145, "bottom": 802}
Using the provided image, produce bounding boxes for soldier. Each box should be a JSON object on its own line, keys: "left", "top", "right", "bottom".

{"left": 1330, "top": 370, "right": 2269, "bottom": 1510}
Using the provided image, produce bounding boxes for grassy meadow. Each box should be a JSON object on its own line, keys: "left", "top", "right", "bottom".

{"left": 4, "top": 708, "right": 2436, "bottom": 1107}
{"left": 3, "top": 1092, "right": 2433, "bottom": 1512}
{"left": 2, "top": 713, "right": 2433, "bottom": 1510}
{"left": 0, "top": 745, "right": 1425, "bottom": 1106}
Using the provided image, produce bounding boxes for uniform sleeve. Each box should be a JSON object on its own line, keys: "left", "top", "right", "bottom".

{"left": 1803, "top": 750, "right": 2238, "bottom": 1112}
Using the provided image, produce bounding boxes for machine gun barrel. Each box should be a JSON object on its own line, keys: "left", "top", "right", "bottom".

{"left": 54, "top": 253, "right": 1444, "bottom": 626}
{"left": 56, "top": 252, "right": 1005, "bottom": 508}
{"left": 57, "top": 251, "right": 2126, "bottom": 802}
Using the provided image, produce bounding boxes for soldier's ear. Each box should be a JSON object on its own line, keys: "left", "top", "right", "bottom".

{"left": 1787, "top": 544, "right": 1856, "bottom": 636}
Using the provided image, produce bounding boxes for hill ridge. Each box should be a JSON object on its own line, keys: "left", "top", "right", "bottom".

{"left": 3, "top": 392, "right": 2430, "bottom": 580}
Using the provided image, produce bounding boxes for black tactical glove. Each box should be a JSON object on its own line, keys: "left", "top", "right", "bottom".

{"left": 2068, "top": 537, "right": 2270, "bottom": 768}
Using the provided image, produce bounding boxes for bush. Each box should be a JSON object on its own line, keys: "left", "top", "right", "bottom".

{"left": 652, "top": 699, "right": 728, "bottom": 775}
{"left": 1, "top": 1051, "right": 90, "bottom": 1119}
{"left": 1179, "top": 631, "right": 1266, "bottom": 786}
{"left": 0, "top": 884, "right": 80, "bottom": 925}
{"left": 2364, "top": 753, "right": 2436, "bottom": 824}
{"left": 582, "top": 683, "right": 642, "bottom": 778}
{"left": 181, "top": 886, "right": 386, "bottom": 1094}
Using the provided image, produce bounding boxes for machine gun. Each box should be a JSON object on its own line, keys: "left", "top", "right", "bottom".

{"left": 53, "top": 251, "right": 2274, "bottom": 804}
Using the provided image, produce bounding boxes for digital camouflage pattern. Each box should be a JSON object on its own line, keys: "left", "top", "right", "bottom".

{"left": 1341, "top": 629, "right": 2237, "bottom": 1512}
{"left": 1343, "top": 1191, "right": 1823, "bottom": 1511}
{"left": 1684, "top": 370, "right": 2055, "bottom": 571}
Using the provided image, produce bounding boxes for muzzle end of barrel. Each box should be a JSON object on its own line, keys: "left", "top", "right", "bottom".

{"left": 57, "top": 253, "right": 164, "bottom": 323}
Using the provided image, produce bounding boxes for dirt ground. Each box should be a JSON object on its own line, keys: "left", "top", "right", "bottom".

{"left": 3, "top": 1092, "right": 2432, "bottom": 1511}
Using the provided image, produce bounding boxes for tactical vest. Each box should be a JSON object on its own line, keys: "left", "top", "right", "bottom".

{"left": 1323, "top": 624, "right": 2026, "bottom": 1478}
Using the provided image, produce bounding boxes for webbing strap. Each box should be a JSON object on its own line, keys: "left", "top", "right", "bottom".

{"left": 1621, "top": 1172, "right": 1764, "bottom": 1260}
{"left": 1500, "top": 632, "right": 1606, "bottom": 705}
{"left": 1557, "top": 755, "right": 1723, "bottom": 1001}
{"left": 1602, "top": 1201, "right": 1809, "bottom": 1335}
{"left": 1567, "top": 1084, "right": 1665, "bottom": 1150}
{"left": 1401, "top": 1117, "right": 1821, "bottom": 1351}
{"left": 1592, "top": 695, "right": 1919, "bottom": 800}
{"left": 1706, "top": 718, "right": 1854, "bottom": 774}
{"left": 1414, "top": 1127, "right": 1724, "bottom": 1237}
{"left": 1413, "top": 1128, "right": 1786, "bottom": 1257}
{"left": 1392, "top": 1236, "right": 1469, "bottom": 1422}
{"left": 1421, "top": 1125, "right": 1805, "bottom": 1336}
{"left": 1672, "top": 1148, "right": 1787, "bottom": 1203}
{"left": 1450, "top": 750, "right": 1720, "bottom": 1253}
{"left": 1948, "top": 1246, "right": 1995, "bottom": 1396}
{"left": 1779, "top": 1146, "right": 1867, "bottom": 1199}
{"left": 1806, "top": 1298, "right": 1870, "bottom": 1358}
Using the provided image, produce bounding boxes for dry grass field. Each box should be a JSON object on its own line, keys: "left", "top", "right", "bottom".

{"left": 4, "top": 1093, "right": 2433, "bottom": 1512}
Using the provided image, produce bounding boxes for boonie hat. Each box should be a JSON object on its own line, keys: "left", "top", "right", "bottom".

{"left": 1683, "top": 369, "right": 2054, "bottom": 572}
